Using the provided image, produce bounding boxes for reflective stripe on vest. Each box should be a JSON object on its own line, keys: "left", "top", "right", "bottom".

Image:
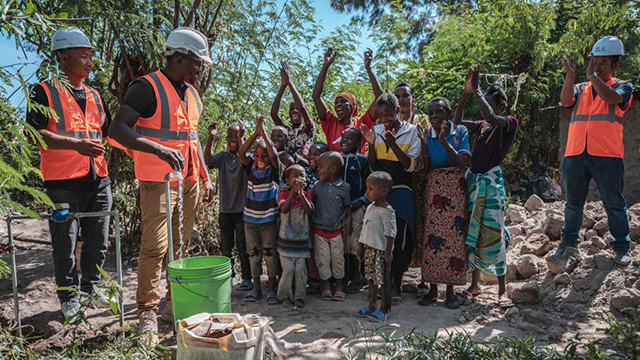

{"left": 45, "top": 81, "right": 104, "bottom": 139}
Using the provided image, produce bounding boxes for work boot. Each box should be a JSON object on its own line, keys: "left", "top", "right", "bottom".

{"left": 614, "top": 249, "right": 632, "bottom": 266}
{"left": 160, "top": 301, "right": 173, "bottom": 323}
{"left": 551, "top": 242, "right": 576, "bottom": 258}
{"left": 138, "top": 310, "right": 158, "bottom": 347}
{"left": 61, "top": 297, "right": 81, "bottom": 319}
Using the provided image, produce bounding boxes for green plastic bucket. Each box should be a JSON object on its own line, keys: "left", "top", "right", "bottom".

{"left": 168, "top": 256, "right": 232, "bottom": 329}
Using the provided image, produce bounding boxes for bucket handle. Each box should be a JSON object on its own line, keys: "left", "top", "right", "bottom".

{"left": 173, "top": 275, "right": 233, "bottom": 306}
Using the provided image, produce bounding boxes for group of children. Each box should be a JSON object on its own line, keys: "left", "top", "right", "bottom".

{"left": 205, "top": 49, "right": 519, "bottom": 322}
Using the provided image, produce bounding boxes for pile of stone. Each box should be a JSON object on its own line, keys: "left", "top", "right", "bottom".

{"left": 478, "top": 195, "right": 640, "bottom": 313}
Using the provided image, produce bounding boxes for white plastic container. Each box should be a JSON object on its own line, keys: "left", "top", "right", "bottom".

{"left": 177, "top": 313, "right": 269, "bottom": 360}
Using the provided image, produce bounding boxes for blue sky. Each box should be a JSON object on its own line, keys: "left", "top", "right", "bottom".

{"left": 0, "top": 1, "right": 373, "bottom": 109}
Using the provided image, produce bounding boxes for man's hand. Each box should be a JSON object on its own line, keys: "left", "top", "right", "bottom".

{"left": 364, "top": 48, "right": 373, "bottom": 69}
{"left": 155, "top": 146, "right": 185, "bottom": 171}
{"left": 208, "top": 122, "right": 218, "bottom": 138}
{"left": 563, "top": 58, "right": 576, "bottom": 78}
{"left": 74, "top": 139, "right": 105, "bottom": 158}
{"left": 360, "top": 124, "right": 376, "bottom": 145}
{"left": 324, "top": 47, "right": 337, "bottom": 66}
{"left": 203, "top": 180, "right": 215, "bottom": 203}
{"left": 586, "top": 56, "right": 595, "bottom": 79}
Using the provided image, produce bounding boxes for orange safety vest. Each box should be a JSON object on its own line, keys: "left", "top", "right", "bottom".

{"left": 131, "top": 70, "right": 204, "bottom": 182}
{"left": 565, "top": 77, "right": 633, "bottom": 158}
{"left": 39, "top": 80, "right": 108, "bottom": 181}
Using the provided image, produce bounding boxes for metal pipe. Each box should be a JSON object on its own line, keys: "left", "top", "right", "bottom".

{"left": 164, "top": 171, "right": 183, "bottom": 264}
{"left": 7, "top": 216, "right": 21, "bottom": 336}
{"left": 6, "top": 210, "right": 125, "bottom": 330}
{"left": 114, "top": 212, "right": 124, "bottom": 327}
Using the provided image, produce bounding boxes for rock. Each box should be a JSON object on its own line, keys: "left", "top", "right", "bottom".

{"left": 524, "top": 195, "right": 544, "bottom": 212}
{"left": 479, "top": 271, "right": 498, "bottom": 284}
{"left": 611, "top": 290, "right": 640, "bottom": 312}
{"left": 507, "top": 224, "right": 524, "bottom": 237}
{"left": 509, "top": 283, "right": 540, "bottom": 304}
{"left": 584, "top": 229, "right": 598, "bottom": 241}
{"left": 520, "top": 309, "right": 556, "bottom": 325}
{"left": 517, "top": 254, "right": 540, "bottom": 279}
{"left": 506, "top": 263, "right": 518, "bottom": 281}
{"left": 522, "top": 218, "right": 538, "bottom": 232}
{"left": 628, "top": 203, "right": 640, "bottom": 217}
{"left": 553, "top": 273, "right": 571, "bottom": 286}
{"left": 511, "top": 235, "right": 525, "bottom": 248}
{"left": 520, "top": 234, "right": 551, "bottom": 256}
{"left": 582, "top": 210, "right": 596, "bottom": 229}
{"left": 591, "top": 236, "right": 607, "bottom": 250}
{"left": 630, "top": 221, "right": 640, "bottom": 241}
{"left": 544, "top": 214, "right": 564, "bottom": 240}
{"left": 546, "top": 251, "right": 581, "bottom": 275}
{"left": 594, "top": 254, "right": 615, "bottom": 270}
{"left": 593, "top": 219, "right": 609, "bottom": 236}
{"left": 507, "top": 205, "right": 526, "bottom": 223}
{"left": 458, "top": 315, "right": 466, "bottom": 323}
{"left": 504, "top": 306, "right": 520, "bottom": 318}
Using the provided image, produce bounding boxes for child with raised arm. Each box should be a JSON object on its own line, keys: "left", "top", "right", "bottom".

{"left": 311, "top": 151, "right": 350, "bottom": 301}
{"left": 204, "top": 121, "right": 252, "bottom": 291}
{"left": 312, "top": 48, "right": 383, "bottom": 153}
{"left": 357, "top": 171, "right": 396, "bottom": 322}
{"left": 238, "top": 115, "right": 282, "bottom": 305}
{"left": 277, "top": 165, "right": 314, "bottom": 307}
{"left": 340, "top": 128, "right": 372, "bottom": 293}
{"left": 271, "top": 61, "right": 315, "bottom": 163}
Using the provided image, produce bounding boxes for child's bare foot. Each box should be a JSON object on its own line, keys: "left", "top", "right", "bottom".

{"left": 463, "top": 285, "right": 481, "bottom": 297}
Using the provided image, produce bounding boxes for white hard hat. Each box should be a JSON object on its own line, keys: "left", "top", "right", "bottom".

{"left": 591, "top": 36, "right": 625, "bottom": 56}
{"left": 165, "top": 27, "right": 212, "bottom": 65}
{"left": 51, "top": 27, "right": 95, "bottom": 52}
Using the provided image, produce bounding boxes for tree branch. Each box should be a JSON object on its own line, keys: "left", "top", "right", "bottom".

{"left": 183, "top": 0, "right": 203, "bottom": 27}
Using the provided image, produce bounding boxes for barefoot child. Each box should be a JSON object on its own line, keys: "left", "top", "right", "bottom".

{"left": 340, "top": 128, "right": 372, "bottom": 293}
{"left": 277, "top": 165, "right": 314, "bottom": 307}
{"left": 204, "top": 122, "right": 252, "bottom": 291}
{"left": 271, "top": 61, "right": 315, "bottom": 163}
{"left": 311, "top": 151, "right": 350, "bottom": 301}
{"left": 358, "top": 171, "right": 396, "bottom": 322}
{"left": 239, "top": 115, "right": 282, "bottom": 304}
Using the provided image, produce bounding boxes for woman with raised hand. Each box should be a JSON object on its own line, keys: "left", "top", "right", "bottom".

{"left": 313, "top": 47, "right": 383, "bottom": 153}
{"left": 454, "top": 66, "right": 519, "bottom": 309}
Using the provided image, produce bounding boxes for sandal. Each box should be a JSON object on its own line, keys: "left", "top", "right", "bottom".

{"left": 238, "top": 279, "right": 253, "bottom": 291}
{"left": 391, "top": 296, "right": 402, "bottom": 305}
{"left": 367, "top": 310, "right": 388, "bottom": 323}
{"left": 358, "top": 307, "right": 373, "bottom": 318}
{"left": 266, "top": 291, "right": 281, "bottom": 305}
{"left": 244, "top": 289, "right": 262, "bottom": 302}
{"left": 498, "top": 294, "right": 514, "bottom": 309}
{"left": 321, "top": 289, "right": 333, "bottom": 301}
{"left": 332, "top": 290, "right": 346, "bottom": 301}
{"left": 306, "top": 282, "right": 319, "bottom": 294}
{"left": 418, "top": 293, "right": 437, "bottom": 306}
{"left": 462, "top": 289, "right": 481, "bottom": 298}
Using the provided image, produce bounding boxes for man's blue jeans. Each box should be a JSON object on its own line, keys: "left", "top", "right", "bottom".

{"left": 561, "top": 152, "right": 630, "bottom": 252}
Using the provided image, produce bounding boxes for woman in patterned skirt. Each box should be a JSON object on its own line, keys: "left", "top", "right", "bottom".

{"left": 417, "top": 97, "right": 471, "bottom": 309}
{"left": 454, "top": 66, "right": 519, "bottom": 308}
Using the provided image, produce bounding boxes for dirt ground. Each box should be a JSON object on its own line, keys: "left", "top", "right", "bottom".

{"left": 1, "top": 208, "right": 637, "bottom": 359}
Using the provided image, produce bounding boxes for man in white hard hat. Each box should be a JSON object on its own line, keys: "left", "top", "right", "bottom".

{"left": 26, "top": 27, "right": 117, "bottom": 319}
{"left": 555, "top": 36, "right": 634, "bottom": 265}
{"left": 110, "top": 27, "right": 214, "bottom": 338}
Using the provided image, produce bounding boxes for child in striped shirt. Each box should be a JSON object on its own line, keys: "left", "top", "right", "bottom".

{"left": 239, "top": 115, "right": 282, "bottom": 304}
